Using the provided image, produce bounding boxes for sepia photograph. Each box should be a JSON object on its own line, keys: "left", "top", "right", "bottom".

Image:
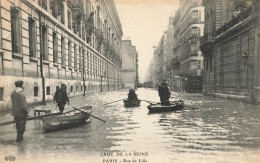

{"left": 0, "top": 0, "right": 260, "bottom": 162}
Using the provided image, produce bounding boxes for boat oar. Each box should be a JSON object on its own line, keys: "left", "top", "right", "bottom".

{"left": 184, "top": 105, "right": 200, "bottom": 110}
{"left": 72, "top": 107, "right": 106, "bottom": 123}
{"left": 98, "top": 98, "right": 126, "bottom": 106}
{"left": 140, "top": 99, "right": 157, "bottom": 105}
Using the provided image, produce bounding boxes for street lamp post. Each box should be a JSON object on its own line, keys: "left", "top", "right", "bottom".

{"left": 184, "top": 77, "right": 188, "bottom": 93}
{"left": 101, "top": 71, "right": 106, "bottom": 93}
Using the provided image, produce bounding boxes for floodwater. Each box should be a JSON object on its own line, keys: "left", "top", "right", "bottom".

{"left": 0, "top": 88, "right": 260, "bottom": 163}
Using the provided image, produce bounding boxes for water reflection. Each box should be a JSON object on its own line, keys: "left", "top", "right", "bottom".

{"left": 0, "top": 88, "right": 260, "bottom": 162}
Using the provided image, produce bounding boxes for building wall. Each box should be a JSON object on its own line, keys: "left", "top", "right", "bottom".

{"left": 0, "top": 0, "right": 123, "bottom": 112}
{"left": 201, "top": 0, "right": 260, "bottom": 103}
{"left": 122, "top": 71, "right": 136, "bottom": 88}
{"left": 171, "top": 0, "right": 204, "bottom": 93}
{"left": 121, "top": 40, "right": 138, "bottom": 89}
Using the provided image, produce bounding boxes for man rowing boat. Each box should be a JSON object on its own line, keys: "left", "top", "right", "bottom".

{"left": 158, "top": 79, "right": 171, "bottom": 106}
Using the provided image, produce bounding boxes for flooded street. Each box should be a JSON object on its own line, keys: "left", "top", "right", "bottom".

{"left": 1, "top": 88, "right": 260, "bottom": 163}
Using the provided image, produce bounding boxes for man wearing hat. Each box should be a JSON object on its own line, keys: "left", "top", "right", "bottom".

{"left": 54, "top": 84, "right": 69, "bottom": 113}
{"left": 158, "top": 79, "right": 171, "bottom": 105}
{"left": 11, "top": 80, "right": 29, "bottom": 142}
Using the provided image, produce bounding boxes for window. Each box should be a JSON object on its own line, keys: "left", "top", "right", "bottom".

{"left": 192, "top": 10, "right": 198, "bottom": 21}
{"left": 191, "top": 27, "right": 198, "bottom": 37}
{"left": 11, "top": 7, "right": 21, "bottom": 53}
{"left": 29, "top": 18, "right": 36, "bottom": 58}
{"left": 50, "top": 0, "right": 57, "bottom": 18}
{"left": 53, "top": 32, "right": 58, "bottom": 63}
{"left": 0, "top": 87, "right": 3, "bottom": 101}
{"left": 192, "top": 0, "right": 198, "bottom": 6}
{"left": 81, "top": 85, "right": 83, "bottom": 91}
{"left": 76, "top": 85, "right": 78, "bottom": 92}
{"left": 42, "top": 0, "right": 47, "bottom": 10}
{"left": 61, "top": 37, "right": 65, "bottom": 65}
{"left": 71, "top": 86, "right": 73, "bottom": 92}
{"left": 68, "top": 41, "right": 72, "bottom": 67}
{"left": 79, "top": 47, "right": 82, "bottom": 69}
{"left": 34, "top": 87, "right": 38, "bottom": 97}
{"left": 68, "top": 10, "right": 72, "bottom": 29}
{"left": 74, "top": 44, "right": 77, "bottom": 69}
{"left": 82, "top": 49, "right": 85, "bottom": 70}
{"left": 41, "top": 25, "right": 48, "bottom": 60}
{"left": 46, "top": 86, "right": 50, "bottom": 95}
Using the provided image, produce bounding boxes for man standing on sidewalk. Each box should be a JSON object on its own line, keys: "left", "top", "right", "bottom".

{"left": 11, "top": 81, "right": 29, "bottom": 142}
{"left": 54, "top": 84, "right": 69, "bottom": 113}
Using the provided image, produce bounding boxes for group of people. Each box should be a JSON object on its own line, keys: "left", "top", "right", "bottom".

{"left": 10, "top": 79, "right": 170, "bottom": 142}
{"left": 10, "top": 81, "right": 69, "bottom": 142}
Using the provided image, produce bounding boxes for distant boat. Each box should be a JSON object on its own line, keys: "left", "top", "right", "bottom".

{"left": 123, "top": 99, "right": 141, "bottom": 108}
{"left": 43, "top": 106, "right": 93, "bottom": 132}
{"left": 147, "top": 100, "right": 184, "bottom": 113}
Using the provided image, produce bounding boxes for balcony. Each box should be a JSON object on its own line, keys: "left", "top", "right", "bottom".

{"left": 215, "top": 5, "right": 252, "bottom": 37}
{"left": 200, "top": 34, "right": 213, "bottom": 56}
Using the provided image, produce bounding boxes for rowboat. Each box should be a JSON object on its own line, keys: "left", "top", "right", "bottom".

{"left": 123, "top": 99, "right": 141, "bottom": 108}
{"left": 43, "top": 106, "right": 93, "bottom": 132}
{"left": 147, "top": 100, "right": 184, "bottom": 113}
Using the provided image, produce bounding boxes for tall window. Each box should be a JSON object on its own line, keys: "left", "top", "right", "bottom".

{"left": 11, "top": 7, "right": 21, "bottom": 53}
{"left": 192, "top": 10, "right": 198, "bottom": 21}
{"left": 53, "top": 32, "right": 58, "bottom": 63}
{"left": 41, "top": 25, "right": 48, "bottom": 60}
{"left": 191, "top": 27, "right": 200, "bottom": 37}
{"left": 50, "top": 0, "right": 57, "bottom": 18}
{"left": 68, "top": 41, "right": 72, "bottom": 67}
{"left": 29, "top": 18, "right": 36, "bottom": 57}
{"left": 79, "top": 47, "right": 82, "bottom": 69}
{"left": 61, "top": 37, "right": 65, "bottom": 65}
{"left": 0, "top": 87, "right": 3, "bottom": 101}
{"left": 74, "top": 44, "right": 77, "bottom": 69}
{"left": 82, "top": 49, "right": 85, "bottom": 70}
{"left": 68, "top": 10, "right": 72, "bottom": 29}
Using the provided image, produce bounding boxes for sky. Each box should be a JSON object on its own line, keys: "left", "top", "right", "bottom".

{"left": 114, "top": 0, "right": 180, "bottom": 83}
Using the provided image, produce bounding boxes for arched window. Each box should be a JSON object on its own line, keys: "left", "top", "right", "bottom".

{"left": 233, "top": 4, "right": 246, "bottom": 17}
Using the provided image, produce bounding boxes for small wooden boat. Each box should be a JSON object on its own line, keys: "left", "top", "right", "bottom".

{"left": 147, "top": 100, "right": 184, "bottom": 113}
{"left": 123, "top": 99, "right": 141, "bottom": 108}
{"left": 43, "top": 106, "right": 93, "bottom": 132}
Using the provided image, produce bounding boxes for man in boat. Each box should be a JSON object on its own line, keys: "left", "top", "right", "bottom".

{"left": 158, "top": 79, "right": 171, "bottom": 105}
{"left": 54, "top": 84, "right": 69, "bottom": 113}
{"left": 11, "top": 80, "right": 29, "bottom": 142}
{"left": 128, "top": 89, "right": 138, "bottom": 101}
{"left": 124, "top": 89, "right": 140, "bottom": 107}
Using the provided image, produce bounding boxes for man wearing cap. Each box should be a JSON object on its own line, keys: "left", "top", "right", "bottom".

{"left": 54, "top": 84, "right": 69, "bottom": 113}
{"left": 11, "top": 81, "right": 29, "bottom": 142}
{"left": 158, "top": 79, "right": 171, "bottom": 105}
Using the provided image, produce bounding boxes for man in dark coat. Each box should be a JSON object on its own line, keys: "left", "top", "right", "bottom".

{"left": 11, "top": 80, "right": 29, "bottom": 142}
{"left": 158, "top": 79, "right": 171, "bottom": 105}
{"left": 54, "top": 84, "right": 69, "bottom": 113}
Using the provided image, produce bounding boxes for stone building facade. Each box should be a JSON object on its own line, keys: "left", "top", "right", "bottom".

{"left": 200, "top": 0, "right": 260, "bottom": 103}
{"left": 172, "top": 0, "right": 204, "bottom": 93}
{"left": 163, "top": 18, "right": 175, "bottom": 90}
{"left": 121, "top": 40, "right": 139, "bottom": 89}
{"left": 0, "top": 0, "right": 123, "bottom": 111}
{"left": 152, "top": 37, "right": 164, "bottom": 88}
